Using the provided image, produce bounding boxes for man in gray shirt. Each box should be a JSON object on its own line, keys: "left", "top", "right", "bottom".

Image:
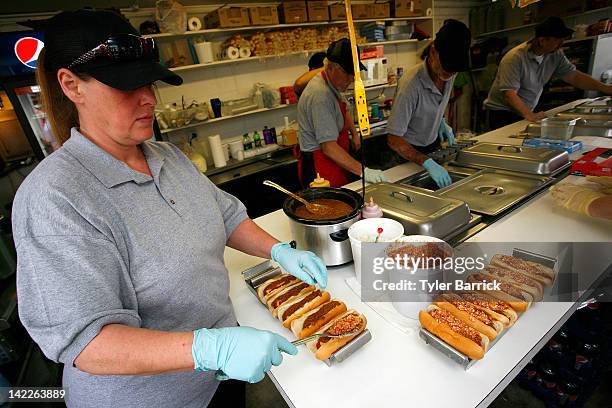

{"left": 387, "top": 20, "right": 471, "bottom": 188}
{"left": 485, "top": 17, "right": 612, "bottom": 129}
{"left": 297, "top": 39, "right": 387, "bottom": 187}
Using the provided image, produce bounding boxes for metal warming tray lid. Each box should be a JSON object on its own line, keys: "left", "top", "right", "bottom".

{"left": 437, "top": 169, "right": 552, "bottom": 216}
{"left": 363, "top": 183, "right": 471, "bottom": 238}
{"left": 454, "top": 143, "right": 569, "bottom": 175}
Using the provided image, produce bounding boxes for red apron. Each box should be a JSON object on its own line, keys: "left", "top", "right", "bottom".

{"left": 297, "top": 71, "right": 352, "bottom": 188}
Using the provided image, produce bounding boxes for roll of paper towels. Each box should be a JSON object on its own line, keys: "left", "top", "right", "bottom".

{"left": 208, "top": 134, "right": 227, "bottom": 168}
{"left": 239, "top": 47, "right": 252, "bottom": 58}
{"left": 194, "top": 41, "right": 214, "bottom": 64}
{"left": 187, "top": 17, "right": 202, "bottom": 31}
{"left": 225, "top": 46, "right": 240, "bottom": 60}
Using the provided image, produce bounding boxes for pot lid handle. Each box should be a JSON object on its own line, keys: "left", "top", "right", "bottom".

{"left": 390, "top": 191, "right": 414, "bottom": 203}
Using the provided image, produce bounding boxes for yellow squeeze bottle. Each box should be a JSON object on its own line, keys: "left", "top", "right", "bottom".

{"left": 309, "top": 173, "right": 330, "bottom": 188}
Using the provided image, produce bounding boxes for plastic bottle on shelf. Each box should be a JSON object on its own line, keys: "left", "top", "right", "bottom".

{"left": 253, "top": 130, "right": 262, "bottom": 148}
{"left": 263, "top": 126, "right": 273, "bottom": 145}
{"left": 280, "top": 116, "right": 298, "bottom": 146}
{"left": 254, "top": 87, "right": 264, "bottom": 109}
{"left": 270, "top": 127, "right": 278, "bottom": 144}
{"left": 309, "top": 173, "right": 330, "bottom": 188}
{"left": 242, "top": 133, "right": 253, "bottom": 151}
{"left": 362, "top": 196, "right": 384, "bottom": 219}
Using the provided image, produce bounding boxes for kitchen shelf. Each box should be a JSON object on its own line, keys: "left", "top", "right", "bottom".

{"left": 160, "top": 104, "right": 295, "bottom": 134}
{"left": 168, "top": 39, "right": 422, "bottom": 73}
{"left": 145, "top": 17, "right": 433, "bottom": 40}
{"left": 159, "top": 83, "right": 397, "bottom": 134}
{"left": 475, "top": 7, "right": 611, "bottom": 38}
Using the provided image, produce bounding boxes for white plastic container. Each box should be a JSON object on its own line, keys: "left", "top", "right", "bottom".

{"left": 348, "top": 218, "right": 404, "bottom": 283}
{"left": 387, "top": 235, "right": 453, "bottom": 320}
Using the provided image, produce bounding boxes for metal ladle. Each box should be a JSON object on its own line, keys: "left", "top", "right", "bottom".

{"left": 263, "top": 180, "right": 331, "bottom": 215}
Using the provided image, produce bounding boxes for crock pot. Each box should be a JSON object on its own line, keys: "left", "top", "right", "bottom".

{"left": 282, "top": 187, "right": 364, "bottom": 266}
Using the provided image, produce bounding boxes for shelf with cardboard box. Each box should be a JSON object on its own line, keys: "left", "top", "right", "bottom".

{"left": 473, "top": 6, "right": 611, "bottom": 38}
{"left": 145, "top": 2, "right": 434, "bottom": 73}
{"left": 145, "top": 17, "right": 432, "bottom": 40}
{"left": 165, "top": 38, "right": 424, "bottom": 73}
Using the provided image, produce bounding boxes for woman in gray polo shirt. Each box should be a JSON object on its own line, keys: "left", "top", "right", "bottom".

{"left": 386, "top": 20, "right": 471, "bottom": 188}
{"left": 12, "top": 10, "right": 326, "bottom": 407}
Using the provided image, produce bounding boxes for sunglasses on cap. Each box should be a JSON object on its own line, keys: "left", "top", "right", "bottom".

{"left": 66, "top": 34, "right": 159, "bottom": 69}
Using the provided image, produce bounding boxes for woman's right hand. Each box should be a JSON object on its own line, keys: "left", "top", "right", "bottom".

{"left": 192, "top": 327, "right": 298, "bottom": 383}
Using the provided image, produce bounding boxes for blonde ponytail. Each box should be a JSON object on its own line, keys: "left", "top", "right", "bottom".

{"left": 35, "top": 48, "right": 80, "bottom": 146}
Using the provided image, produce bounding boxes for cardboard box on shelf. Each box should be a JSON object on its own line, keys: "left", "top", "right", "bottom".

{"left": 307, "top": 1, "right": 330, "bottom": 22}
{"left": 204, "top": 7, "right": 250, "bottom": 28}
{"left": 249, "top": 6, "right": 279, "bottom": 25}
{"left": 373, "top": 3, "right": 392, "bottom": 18}
{"left": 330, "top": 4, "right": 347, "bottom": 21}
{"left": 278, "top": 1, "right": 308, "bottom": 24}
{"left": 352, "top": 4, "right": 373, "bottom": 19}
{"left": 393, "top": 0, "right": 424, "bottom": 17}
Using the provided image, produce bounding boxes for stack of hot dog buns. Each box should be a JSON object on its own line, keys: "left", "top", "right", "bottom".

{"left": 420, "top": 254, "right": 555, "bottom": 360}
{"left": 257, "top": 274, "right": 367, "bottom": 360}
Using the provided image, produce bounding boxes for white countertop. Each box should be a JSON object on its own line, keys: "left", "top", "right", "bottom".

{"left": 223, "top": 99, "right": 612, "bottom": 408}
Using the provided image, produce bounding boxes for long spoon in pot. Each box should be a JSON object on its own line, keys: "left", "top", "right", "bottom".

{"left": 263, "top": 180, "right": 331, "bottom": 215}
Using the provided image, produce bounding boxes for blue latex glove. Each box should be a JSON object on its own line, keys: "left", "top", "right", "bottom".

{"left": 271, "top": 243, "right": 327, "bottom": 288}
{"left": 423, "top": 158, "right": 452, "bottom": 188}
{"left": 363, "top": 167, "right": 389, "bottom": 184}
{"left": 192, "top": 327, "right": 298, "bottom": 383}
{"left": 438, "top": 118, "right": 455, "bottom": 146}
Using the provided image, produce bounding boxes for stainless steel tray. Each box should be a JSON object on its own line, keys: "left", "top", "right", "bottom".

{"left": 419, "top": 248, "right": 557, "bottom": 369}
{"left": 362, "top": 183, "right": 472, "bottom": 238}
{"left": 436, "top": 169, "right": 553, "bottom": 216}
{"left": 454, "top": 143, "right": 570, "bottom": 175}
{"left": 242, "top": 261, "right": 372, "bottom": 366}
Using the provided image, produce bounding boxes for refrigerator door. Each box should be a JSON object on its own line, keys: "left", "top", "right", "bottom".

{"left": 4, "top": 80, "right": 59, "bottom": 160}
{"left": 0, "top": 90, "right": 33, "bottom": 162}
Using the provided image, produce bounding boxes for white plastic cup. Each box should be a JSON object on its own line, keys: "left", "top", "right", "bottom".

{"left": 388, "top": 235, "right": 453, "bottom": 320}
{"left": 348, "top": 218, "right": 404, "bottom": 283}
{"left": 229, "top": 140, "right": 243, "bottom": 158}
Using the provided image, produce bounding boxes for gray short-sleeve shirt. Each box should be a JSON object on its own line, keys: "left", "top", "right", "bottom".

{"left": 297, "top": 73, "right": 345, "bottom": 152}
{"left": 386, "top": 61, "right": 454, "bottom": 147}
{"left": 484, "top": 41, "right": 576, "bottom": 111}
{"left": 12, "top": 129, "right": 249, "bottom": 408}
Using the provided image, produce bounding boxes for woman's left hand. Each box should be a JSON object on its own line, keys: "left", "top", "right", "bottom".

{"left": 271, "top": 243, "right": 327, "bottom": 288}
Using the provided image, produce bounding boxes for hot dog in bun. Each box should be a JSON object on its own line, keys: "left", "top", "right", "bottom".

{"left": 419, "top": 305, "right": 489, "bottom": 360}
{"left": 291, "top": 300, "right": 347, "bottom": 339}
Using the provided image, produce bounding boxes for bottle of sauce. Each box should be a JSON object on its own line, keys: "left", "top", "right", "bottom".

{"left": 362, "top": 196, "right": 383, "bottom": 219}
{"left": 263, "top": 126, "right": 273, "bottom": 145}
{"left": 309, "top": 173, "right": 330, "bottom": 188}
{"left": 253, "top": 131, "right": 262, "bottom": 148}
{"left": 242, "top": 133, "right": 253, "bottom": 151}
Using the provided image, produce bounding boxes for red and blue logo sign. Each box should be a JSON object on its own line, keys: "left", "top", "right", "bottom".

{"left": 14, "top": 37, "right": 44, "bottom": 69}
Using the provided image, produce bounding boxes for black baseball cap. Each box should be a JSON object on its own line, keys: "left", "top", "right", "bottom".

{"left": 434, "top": 19, "right": 472, "bottom": 73}
{"left": 43, "top": 9, "right": 182, "bottom": 91}
{"left": 535, "top": 17, "right": 574, "bottom": 39}
{"left": 326, "top": 38, "right": 366, "bottom": 75}
{"left": 308, "top": 51, "right": 326, "bottom": 70}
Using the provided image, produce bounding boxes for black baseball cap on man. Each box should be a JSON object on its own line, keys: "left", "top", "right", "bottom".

{"left": 535, "top": 17, "right": 574, "bottom": 39}
{"left": 43, "top": 9, "right": 182, "bottom": 91}
{"left": 433, "top": 19, "right": 472, "bottom": 73}
{"left": 326, "top": 38, "right": 366, "bottom": 75}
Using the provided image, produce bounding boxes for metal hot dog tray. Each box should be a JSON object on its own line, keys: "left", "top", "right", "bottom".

{"left": 419, "top": 248, "right": 557, "bottom": 370}
{"left": 242, "top": 261, "right": 372, "bottom": 366}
